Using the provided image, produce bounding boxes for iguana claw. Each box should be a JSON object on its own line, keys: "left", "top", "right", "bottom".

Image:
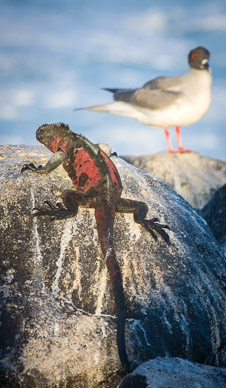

{"left": 33, "top": 200, "right": 75, "bottom": 220}
{"left": 139, "top": 218, "right": 170, "bottom": 245}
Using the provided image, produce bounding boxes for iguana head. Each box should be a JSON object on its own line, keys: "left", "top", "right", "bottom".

{"left": 36, "top": 122, "right": 71, "bottom": 152}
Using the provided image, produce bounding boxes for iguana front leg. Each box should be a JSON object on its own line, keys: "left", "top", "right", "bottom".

{"left": 21, "top": 150, "right": 65, "bottom": 173}
{"left": 116, "top": 198, "right": 170, "bottom": 245}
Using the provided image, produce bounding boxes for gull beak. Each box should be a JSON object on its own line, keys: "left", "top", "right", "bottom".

{"left": 201, "top": 58, "right": 209, "bottom": 69}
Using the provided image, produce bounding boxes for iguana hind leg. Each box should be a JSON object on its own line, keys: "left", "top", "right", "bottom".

{"left": 116, "top": 198, "right": 170, "bottom": 245}
{"left": 33, "top": 190, "right": 96, "bottom": 220}
{"left": 33, "top": 200, "right": 75, "bottom": 220}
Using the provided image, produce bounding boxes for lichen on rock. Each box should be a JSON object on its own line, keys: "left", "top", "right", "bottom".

{"left": 0, "top": 145, "right": 225, "bottom": 387}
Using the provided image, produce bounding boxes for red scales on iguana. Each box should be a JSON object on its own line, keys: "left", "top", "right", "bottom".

{"left": 21, "top": 123, "right": 170, "bottom": 373}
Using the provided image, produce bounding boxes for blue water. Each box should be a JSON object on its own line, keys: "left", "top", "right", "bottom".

{"left": 0, "top": 0, "right": 226, "bottom": 160}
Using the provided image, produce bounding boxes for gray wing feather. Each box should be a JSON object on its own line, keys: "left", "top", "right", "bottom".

{"left": 143, "top": 75, "right": 182, "bottom": 90}
{"left": 111, "top": 75, "right": 182, "bottom": 110}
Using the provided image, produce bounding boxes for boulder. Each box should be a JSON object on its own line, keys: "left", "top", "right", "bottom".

{"left": 0, "top": 145, "right": 225, "bottom": 387}
{"left": 202, "top": 183, "right": 226, "bottom": 255}
{"left": 118, "top": 357, "right": 226, "bottom": 388}
{"left": 122, "top": 152, "right": 226, "bottom": 209}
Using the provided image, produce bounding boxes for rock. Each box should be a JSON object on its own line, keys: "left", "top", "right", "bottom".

{"left": 202, "top": 184, "right": 226, "bottom": 255}
{"left": 122, "top": 152, "right": 226, "bottom": 209}
{"left": 118, "top": 357, "right": 226, "bottom": 388}
{"left": 0, "top": 145, "right": 225, "bottom": 387}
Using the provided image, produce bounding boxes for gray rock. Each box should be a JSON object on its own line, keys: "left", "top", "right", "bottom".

{"left": 0, "top": 145, "right": 225, "bottom": 387}
{"left": 122, "top": 152, "right": 226, "bottom": 209}
{"left": 202, "top": 184, "right": 226, "bottom": 255}
{"left": 118, "top": 357, "right": 226, "bottom": 388}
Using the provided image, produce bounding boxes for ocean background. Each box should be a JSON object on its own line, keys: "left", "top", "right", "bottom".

{"left": 0, "top": 0, "right": 226, "bottom": 160}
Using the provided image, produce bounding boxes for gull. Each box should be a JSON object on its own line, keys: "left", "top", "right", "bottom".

{"left": 75, "top": 47, "right": 212, "bottom": 153}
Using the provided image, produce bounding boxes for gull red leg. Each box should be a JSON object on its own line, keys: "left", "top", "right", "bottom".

{"left": 165, "top": 128, "right": 175, "bottom": 153}
{"left": 175, "top": 126, "right": 191, "bottom": 153}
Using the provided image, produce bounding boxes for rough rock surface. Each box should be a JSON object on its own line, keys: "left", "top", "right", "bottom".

{"left": 122, "top": 152, "right": 226, "bottom": 209}
{"left": 0, "top": 145, "right": 225, "bottom": 387}
{"left": 118, "top": 357, "right": 226, "bottom": 388}
{"left": 202, "top": 183, "right": 226, "bottom": 255}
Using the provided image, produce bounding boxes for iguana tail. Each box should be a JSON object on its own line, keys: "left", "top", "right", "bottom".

{"left": 95, "top": 202, "right": 131, "bottom": 372}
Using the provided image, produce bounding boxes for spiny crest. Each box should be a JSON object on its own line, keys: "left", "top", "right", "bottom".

{"left": 75, "top": 132, "right": 100, "bottom": 155}
{"left": 36, "top": 122, "right": 100, "bottom": 155}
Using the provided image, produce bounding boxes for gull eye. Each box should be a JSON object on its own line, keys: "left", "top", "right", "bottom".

{"left": 192, "top": 53, "right": 198, "bottom": 60}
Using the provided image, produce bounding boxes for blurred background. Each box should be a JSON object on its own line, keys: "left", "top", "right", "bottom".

{"left": 0, "top": 0, "right": 226, "bottom": 160}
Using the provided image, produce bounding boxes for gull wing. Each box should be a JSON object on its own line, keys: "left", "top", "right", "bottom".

{"left": 108, "top": 75, "right": 183, "bottom": 110}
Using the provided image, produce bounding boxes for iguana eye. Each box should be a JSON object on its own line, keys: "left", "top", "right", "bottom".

{"left": 192, "top": 53, "right": 198, "bottom": 60}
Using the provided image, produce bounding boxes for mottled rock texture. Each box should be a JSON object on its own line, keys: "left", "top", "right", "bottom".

{"left": 0, "top": 145, "right": 225, "bottom": 387}
{"left": 202, "top": 183, "right": 226, "bottom": 255}
{"left": 119, "top": 357, "right": 226, "bottom": 388}
{"left": 122, "top": 152, "right": 226, "bottom": 209}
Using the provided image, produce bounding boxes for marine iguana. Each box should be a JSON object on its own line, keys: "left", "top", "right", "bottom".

{"left": 21, "top": 122, "right": 170, "bottom": 372}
